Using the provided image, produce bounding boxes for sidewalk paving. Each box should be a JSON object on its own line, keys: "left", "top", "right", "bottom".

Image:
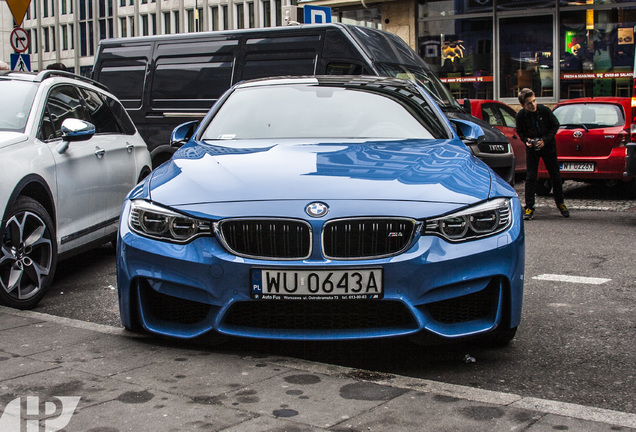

{"left": 0, "top": 306, "right": 634, "bottom": 432}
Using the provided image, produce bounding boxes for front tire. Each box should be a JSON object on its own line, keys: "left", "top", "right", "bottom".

{"left": 0, "top": 197, "right": 57, "bottom": 309}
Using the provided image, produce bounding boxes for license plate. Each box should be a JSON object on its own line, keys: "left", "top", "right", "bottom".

{"left": 251, "top": 268, "right": 383, "bottom": 300}
{"left": 560, "top": 162, "right": 594, "bottom": 172}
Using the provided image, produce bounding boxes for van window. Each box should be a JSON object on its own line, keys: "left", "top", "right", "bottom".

{"left": 95, "top": 44, "right": 150, "bottom": 110}
{"left": 242, "top": 55, "right": 316, "bottom": 80}
{"left": 241, "top": 35, "right": 320, "bottom": 80}
{"left": 98, "top": 60, "right": 147, "bottom": 110}
{"left": 151, "top": 56, "right": 234, "bottom": 109}
{"left": 325, "top": 62, "right": 366, "bottom": 75}
{"left": 151, "top": 39, "right": 238, "bottom": 110}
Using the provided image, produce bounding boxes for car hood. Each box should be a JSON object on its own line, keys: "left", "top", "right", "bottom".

{"left": 0, "top": 132, "right": 28, "bottom": 149}
{"left": 148, "top": 138, "right": 494, "bottom": 207}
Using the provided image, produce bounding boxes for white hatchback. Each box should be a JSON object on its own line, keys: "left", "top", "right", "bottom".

{"left": 0, "top": 70, "right": 152, "bottom": 309}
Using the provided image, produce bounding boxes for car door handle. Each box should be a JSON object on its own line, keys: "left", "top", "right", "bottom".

{"left": 126, "top": 142, "right": 134, "bottom": 153}
{"left": 95, "top": 147, "right": 105, "bottom": 158}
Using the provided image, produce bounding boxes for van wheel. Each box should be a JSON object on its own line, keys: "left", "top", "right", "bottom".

{"left": 0, "top": 197, "right": 57, "bottom": 309}
{"left": 535, "top": 179, "right": 552, "bottom": 196}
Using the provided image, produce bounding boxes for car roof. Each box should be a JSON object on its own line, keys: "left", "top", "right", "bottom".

{"left": 0, "top": 70, "right": 109, "bottom": 92}
{"left": 235, "top": 75, "right": 424, "bottom": 93}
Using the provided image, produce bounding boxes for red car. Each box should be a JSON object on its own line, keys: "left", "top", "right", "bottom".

{"left": 463, "top": 99, "right": 526, "bottom": 174}
{"left": 537, "top": 97, "right": 633, "bottom": 194}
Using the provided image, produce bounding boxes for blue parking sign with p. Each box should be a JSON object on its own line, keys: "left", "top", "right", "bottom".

{"left": 304, "top": 5, "right": 331, "bottom": 24}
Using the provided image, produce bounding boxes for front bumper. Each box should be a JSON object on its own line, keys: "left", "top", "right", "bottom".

{"left": 116, "top": 200, "right": 525, "bottom": 342}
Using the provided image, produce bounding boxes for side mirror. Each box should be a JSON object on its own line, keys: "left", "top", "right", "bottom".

{"left": 170, "top": 121, "right": 199, "bottom": 148}
{"left": 450, "top": 119, "right": 485, "bottom": 144}
{"left": 463, "top": 98, "right": 471, "bottom": 113}
{"left": 56, "top": 118, "right": 96, "bottom": 153}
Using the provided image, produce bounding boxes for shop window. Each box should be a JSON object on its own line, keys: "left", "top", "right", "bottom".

{"left": 560, "top": 8, "right": 636, "bottom": 98}
{"left": 498, "top": 15, "right": 553, "bottom": 99}
{"left": 418, "top": 17, "right": 494, "bottom": 99}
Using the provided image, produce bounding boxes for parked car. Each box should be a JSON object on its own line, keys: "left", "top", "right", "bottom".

{"left": 116, "top": 76, "right": 524, "bottom": 346}
{"left": 537, "top": 97, "right": 634, "bottom": 195}
{"left": 0, "top": 70, "right": 152, "bottom": 309}
{"left": 462, "top": 99, "right": 525, "bottom": 175}
{"left": 93, "top": 23, "right": 516, "bottom": 185}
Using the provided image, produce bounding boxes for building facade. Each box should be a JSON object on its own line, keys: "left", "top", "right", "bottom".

{"left": 4, "top": 0, "right": 636, "bottom": 104}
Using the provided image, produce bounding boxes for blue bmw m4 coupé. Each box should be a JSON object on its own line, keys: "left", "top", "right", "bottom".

{"left": 116, "top": 76, "right": 524, "bottom": 346}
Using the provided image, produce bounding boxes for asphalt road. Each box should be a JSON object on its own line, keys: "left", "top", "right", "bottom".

{"left": 33, "top": 180, "right": 636, "bottom": 415}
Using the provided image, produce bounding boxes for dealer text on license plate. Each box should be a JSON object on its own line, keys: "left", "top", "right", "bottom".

{"left": 251, "top": 269, "right": 383, "bottom": 300}
{"left": 560, "top": 162, "right": 594, "bottom": 172}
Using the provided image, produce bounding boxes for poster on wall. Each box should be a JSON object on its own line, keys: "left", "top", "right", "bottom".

{"left": 618, "top": 27, "right": 634, "bottom": 45}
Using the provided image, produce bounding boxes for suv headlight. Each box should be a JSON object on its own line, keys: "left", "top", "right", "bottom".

{"left": 423, "top": 198, "right": 512, "bottom": 242}
{"left": 129, "top": 200, "right": 212, "bottom": 243}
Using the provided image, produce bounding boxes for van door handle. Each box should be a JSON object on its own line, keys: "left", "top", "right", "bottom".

{"left": 95, "top": 147, "right": 106, "bottom": 158}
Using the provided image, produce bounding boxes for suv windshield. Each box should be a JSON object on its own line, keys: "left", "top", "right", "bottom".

{"left": 0, "top": 80, "right": 38, "bottom": 132}
{"left": 202, "top": 84, "right": 444, "bottom": 141}
{"left": 375, "top": 63, "right": 461, "bottom": 109}
{"left": 554, "top": 103, "right": 625, "bottom": 128}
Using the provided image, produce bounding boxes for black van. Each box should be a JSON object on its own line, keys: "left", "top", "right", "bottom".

{"left": 92, "top": 23, "right": 514, "bottom": 183}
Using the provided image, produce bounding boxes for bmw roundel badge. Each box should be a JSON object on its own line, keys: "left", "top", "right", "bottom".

{"left": 306, "top": 202, "right": 329, "bottom": 218}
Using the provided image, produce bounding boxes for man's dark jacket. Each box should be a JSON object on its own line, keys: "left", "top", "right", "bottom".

{"left": 515, "top": 104, "right": 560, "bottom": 153}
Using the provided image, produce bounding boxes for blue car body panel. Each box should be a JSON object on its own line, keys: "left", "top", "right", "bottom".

{"left": 117, "top": 136, "right": 524, "bottom": 342}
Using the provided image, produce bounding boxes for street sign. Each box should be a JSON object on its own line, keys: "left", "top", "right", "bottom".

{"left": 10, "top": 27, "right": 29, "bottom": 53}
{"left": 10, "top": 53, "right": 31, "bottom": 72}
{"left": 6, "top": 0, "right": 32, "bottom": 27}
{"left": 304, "top": 5, "right": 331, "bottom": 24}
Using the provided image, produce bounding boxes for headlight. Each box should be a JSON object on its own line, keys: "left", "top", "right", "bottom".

{"left": 423, "top": 198, "right": 511, "bottom": 242}
{"left": 129, "top": 200, "right": 212, "bottom": 243}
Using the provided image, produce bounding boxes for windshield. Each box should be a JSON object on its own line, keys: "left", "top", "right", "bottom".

{"left": 202, "top": 84, "right": 444, "bottom": 141}
{"left": 0, "top": 80, "right": 38, "bottom": 132}
{"left": 375, "top": 63, "right": 460, "bottom": 109}
{"left": 553, "top": 103, "right": 625, "bottom": 128}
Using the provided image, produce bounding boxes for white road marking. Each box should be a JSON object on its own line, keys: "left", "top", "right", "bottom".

{"left": 533, "top": 274, "right": 611, "bottom": 285}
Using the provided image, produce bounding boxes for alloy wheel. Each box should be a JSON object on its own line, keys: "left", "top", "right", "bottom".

{"left": 0, "top": 211, "right": 53, "bottom": 301}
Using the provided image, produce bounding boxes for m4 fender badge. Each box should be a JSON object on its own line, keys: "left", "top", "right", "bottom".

{"left": 306, "top": 202, "right": 329, "bottom": 218}
{"left": 388, "top": 232, "right": 403, "bottom": 237}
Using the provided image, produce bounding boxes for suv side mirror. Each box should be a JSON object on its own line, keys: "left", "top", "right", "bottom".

{"left": 170, "top": 121, "right": 199, "bottom": 147}
{"left": 56, "top": 118, "right": 96, "bottom": 153}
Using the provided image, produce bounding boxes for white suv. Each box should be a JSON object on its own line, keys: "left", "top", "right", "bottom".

{"left": 0, "top": 70, "right": 151, "bottom": 309}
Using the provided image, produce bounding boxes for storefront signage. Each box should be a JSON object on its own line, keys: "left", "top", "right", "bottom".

{"left": 561, "top": 72, "right": 633, "bottom": 80}
{"left": 440, "top": 76, "right": 494, "bottom": 84}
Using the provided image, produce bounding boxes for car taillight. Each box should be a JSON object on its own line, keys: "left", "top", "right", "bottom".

{"left": 618, "top": 129, "right": 629, "bottom": 147}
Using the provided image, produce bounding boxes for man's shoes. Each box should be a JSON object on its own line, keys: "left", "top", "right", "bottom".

{"left": 523, "top": 207, "right": 534, "bottom": 220}
{"left": 558, "top": 203, "right": 570, "bottom": 218}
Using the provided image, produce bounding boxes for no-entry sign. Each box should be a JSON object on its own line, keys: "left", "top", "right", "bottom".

{"left": 10, "top": 27, "right": 29, "bottom": 53}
